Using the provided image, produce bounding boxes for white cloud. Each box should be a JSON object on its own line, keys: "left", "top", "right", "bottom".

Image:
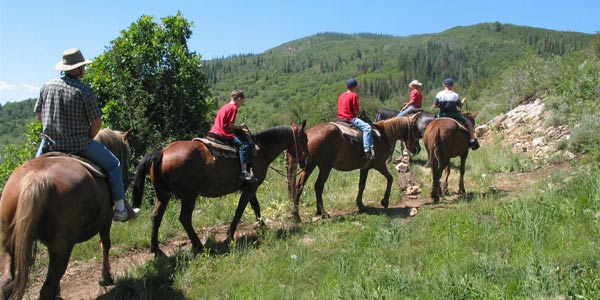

{"left": 0, "top": 81, "right": 40, "bottom": 105}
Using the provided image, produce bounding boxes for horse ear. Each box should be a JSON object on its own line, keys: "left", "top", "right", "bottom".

{"left": 301, "top": 120, "right": 307, "bottom": 130}
{"left": 473, "top": 112, "right": 479, "bottom": 118}
{"left": 123, "top": 128, "right": 133, "bottom": 140}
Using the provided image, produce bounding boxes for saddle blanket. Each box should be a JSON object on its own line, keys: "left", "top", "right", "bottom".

{"left": 192, "top": 137, "right": 238, "bottom": 159}
{"left": 329, "top": 122, "right": 381, "bottom": 141}
{"left": 42, "top": 152, "right": 106, "bottom": 178}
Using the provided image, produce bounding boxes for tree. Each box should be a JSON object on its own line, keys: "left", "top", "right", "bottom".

{"left": 86, "top": 12, "right": 212, "bottom": 159}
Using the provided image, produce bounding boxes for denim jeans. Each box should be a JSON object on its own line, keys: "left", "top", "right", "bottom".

{"left": 35, "top": 139, "right": 47, "bottom": 157}
{"left": 397, "top": 104, "right": 417, "bottom": 117}
{"left": 79, "top": 140, "right": 125, "bottom": 201}
{"left": 233, "top": 133, "right": 254, "bottom": 164}
{"left": 351, "top": 117, "right": 373, "bottom": 151}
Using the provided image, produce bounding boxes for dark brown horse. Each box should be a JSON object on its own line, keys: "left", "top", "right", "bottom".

{"left": 131, "top": 122, "right": 307, "bottom": 256}
{"left": 287, "top": 116, "right": 421, "bottom": 221}
{"left": 0, "top": 129, "right": 131, "bottom": 300}
{"left": 423, "top": 113, "right": 477, "bottom": 203}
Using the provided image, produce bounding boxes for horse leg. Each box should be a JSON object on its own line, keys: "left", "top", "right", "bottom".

{"left": 226, "top": 190, "right": 254, "bottom": 243}
{"left": 0, "top": 252, "right": 14, "bottom": 298}
{"left": 442, "top": 165, "right": 451, "bottom": 195}
{"left": 293, "top": 161, "right": 317, "bottom": 222}
{"left": 314, "top": 166, "right": 333, "bottom": 218}
{"left": 356, "top": 168, "right": 369, "bottom": 211}
{"left": 248, "top": 194, "right": 264, "bottom": 226}
{"left": 179, "top": 195, "right": 203, "bottom": 254}
{"left": 376, "top": 166, "right": 394, "bottom": 209}
{"left": 40, "top": 247, "right": 72, "bottom": 300}
{"left": 431, "top": 165, "right": 442, "bottom": 203}
{"left": 98, "top": 226, "right": 114, "bottom": 286}
{"left": 150, "top": 191, "right": 171, "bottom": 257}
{"left": 458, "top": 154, "right": 467, "bottom": 194}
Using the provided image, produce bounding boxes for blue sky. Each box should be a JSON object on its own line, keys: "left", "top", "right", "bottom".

{"left": 1, "top": 0, "right": 598, "bottom": 105}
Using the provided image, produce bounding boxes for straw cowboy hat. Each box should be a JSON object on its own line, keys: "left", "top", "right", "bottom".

{"left": 408, "top": 80, "right": 422, "bottom": 87}
{"left": 55, "top": 48, "right": 93, "bottom": 71}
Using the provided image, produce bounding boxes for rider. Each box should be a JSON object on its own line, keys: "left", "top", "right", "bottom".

{"left": 208, "top": 89, "right": 258, "bottom": 182}
{"left": 432, "top": 78, "right": 480, "bottom": 150}
{"left": 337, "top": 78, "right": 374, "bottom": 159}
{"left": 397, "top": 79, "right": 423, "bottom": 117}
{"left": 34, "top": 48, "right": 139, "bottom": 222}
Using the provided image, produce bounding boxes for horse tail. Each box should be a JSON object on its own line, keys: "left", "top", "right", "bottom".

{"left": 428, "top": 127, "right": 442, "bottom": 169}
{"left": 11, "top": 171, "right": 52, "bottom": 300}
{"left": 132, "top": 151, "right": 163, "bottom": 208}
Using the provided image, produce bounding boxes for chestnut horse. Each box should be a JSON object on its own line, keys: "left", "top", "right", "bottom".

{"left": 131, "top": 122, "right": 307, "bottom": 256}
{"left": 287, "top": 116, "right": 421, "bottom": 222}
{"left": 0, "top": 128, "right": 131, "bottom": 300}
{"left": 423, "top": 113, "right": 477, "bottom": 203}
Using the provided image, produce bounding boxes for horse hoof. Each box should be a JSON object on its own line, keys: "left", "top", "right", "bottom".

{"left": 380, "top": 199, "right": 389, "bottom": 209}
{"left": 99, "top": 277, "right": 115, "bottom": 286}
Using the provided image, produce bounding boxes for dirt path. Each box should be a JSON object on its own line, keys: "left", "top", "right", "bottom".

{"left": 21, "top": 162, "right": 571, "bottom": 299}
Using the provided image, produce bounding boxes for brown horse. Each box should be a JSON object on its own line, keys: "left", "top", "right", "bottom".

{"left": 423, "top": 113, "right": 477, "bottom": 203}
{"left": 287, "top": 116, "right": 421, "bottom": 221}
{"left": 131, "top": 122, "right": 307, "bottom": 256}
{"left": 0, "top": 128, "right": 131, "bottom": 300}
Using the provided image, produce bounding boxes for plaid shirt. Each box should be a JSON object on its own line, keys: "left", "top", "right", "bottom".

{"left": 34, "top": 75, "right": 102, "bottom": 153}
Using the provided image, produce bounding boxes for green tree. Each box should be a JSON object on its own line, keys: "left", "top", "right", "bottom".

{"left": 86, "top": 12, "right": 212, "bottom": 159}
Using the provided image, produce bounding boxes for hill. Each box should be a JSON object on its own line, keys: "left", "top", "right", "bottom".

{"left": 203, "top": 22, "right": 592, "bottom": 127}
{"left": 0, "top": 23, "right": 592, "bottom": 145}
{"left": 0, "top": 98, "right": 37, "bottom": 145}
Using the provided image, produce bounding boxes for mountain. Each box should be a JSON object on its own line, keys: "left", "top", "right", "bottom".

{"left": 0, "top": 23, "right": 592, "bottom": 145}
{"left": 203, "top": 22, "right": 592, "bottom": 127}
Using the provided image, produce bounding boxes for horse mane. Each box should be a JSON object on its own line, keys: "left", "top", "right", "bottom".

{"left": 377, "top": 116, "right": 410, "bottom": 141}
{"left": 254, "top": 125, "right": 291, "bottom": 148}
{"left": 94, "top": 128, "right": 131, "bottom": 175}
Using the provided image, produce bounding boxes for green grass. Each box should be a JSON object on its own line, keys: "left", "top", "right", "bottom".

{"left": 16, "top": 136, "right": 600, "bottom": 300}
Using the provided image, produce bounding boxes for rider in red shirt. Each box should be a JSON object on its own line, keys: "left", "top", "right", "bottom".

{"left": 337, "top": 78, "right": 374, "bottom": 159}
{"left": 209, "top": 89, "right": 257, "bottom": 181}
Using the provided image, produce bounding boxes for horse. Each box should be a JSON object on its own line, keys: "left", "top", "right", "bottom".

{"left": 374, "top": 109, "right": 436, "bottom": 138}
{"left": 423, "top": 113, "right": 477, "bottom": 203}
{"left": 131, "top": 122, "right": 307, "bottom": 256}
{"left": 0, "top": 128, "right": 132, "bottom": 300}
{"left": 287, "top": 116, "right": 421, "bottom": 222}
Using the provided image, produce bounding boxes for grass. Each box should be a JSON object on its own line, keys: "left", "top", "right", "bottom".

{"left": 27, "top": 144, "right": 600, "bottom": 299}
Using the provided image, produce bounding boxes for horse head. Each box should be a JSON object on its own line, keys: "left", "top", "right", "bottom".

{"left": 406, "top": 114, "right": 422, "bottom": 155}
{"left": 287, "top": 120, "right": 308, "bottom": 169}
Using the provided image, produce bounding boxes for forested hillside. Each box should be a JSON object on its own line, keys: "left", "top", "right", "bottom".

{"left": 204, "top": 22, "right": 591, "bottom": 127}
{"left": 0, "top": 99, "right": 36, "bottom": 144}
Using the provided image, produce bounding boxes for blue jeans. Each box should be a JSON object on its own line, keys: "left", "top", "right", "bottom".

{"left": 79, "top": 140, "right": 125, "bottom": 201}
{"left": 397, "top": 104, "right": 417, "bottom": 117}
{"left": 35, "top": 139, "right": 47, "bottom": 157}
{"left": 233, "top": 133, "right": 254, "bottom": 165}
{"left": 351, "top": 117, "right": 373, "bottom": 151}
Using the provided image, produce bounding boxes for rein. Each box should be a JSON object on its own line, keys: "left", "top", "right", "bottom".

{"left": 270, "top": 124, "right": 304, "bottom": 178}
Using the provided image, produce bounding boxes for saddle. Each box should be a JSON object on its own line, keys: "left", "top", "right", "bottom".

{"left": 41, "top": 152, "right": 106, "bottom": 178}
{"left": 330, "top": 121, "right": 381, "bottom": 143}
{"left": 192, "top": 134, "right": 238, "bottom": 159}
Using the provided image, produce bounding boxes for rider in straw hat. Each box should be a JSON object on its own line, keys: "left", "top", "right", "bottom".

{"left": 34, "top": 48, "right": 140, "bottom": 221}
{"left": 397, "top": 79, "right": 423, "bottom": 117}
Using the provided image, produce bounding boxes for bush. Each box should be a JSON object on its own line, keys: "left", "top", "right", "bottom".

{"left": 568, "top": 112, "right": 600, "bottom": 160}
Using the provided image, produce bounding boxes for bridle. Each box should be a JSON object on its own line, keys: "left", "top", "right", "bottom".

{"left": 287, "top": 124, "right": 308, "bottom": 166}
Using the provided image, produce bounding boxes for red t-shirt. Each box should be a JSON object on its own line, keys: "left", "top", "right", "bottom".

{"left": 337, "top": 91, "right": 359, "bottom": 121}
{"left": 209, "top": 103, "right": 237, "bottom": 139}
{"left": 409, "top": 88, "right": 423, "bottom": 108}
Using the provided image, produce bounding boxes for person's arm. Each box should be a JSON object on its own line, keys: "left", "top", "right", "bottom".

{"left": 90, "top": 118, "right": 101, "bottom": 138}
